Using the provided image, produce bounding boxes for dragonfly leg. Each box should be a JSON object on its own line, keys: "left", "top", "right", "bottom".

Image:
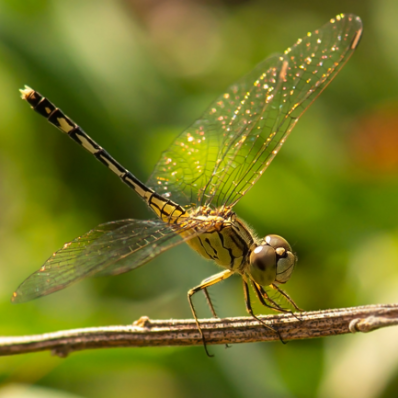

{"left": 202, "top": 288, "right": 218, "bottom": 318}
{"left": 270, "top": 283, "right": 303, "bottom": 312}
{"left": 260, "top": 284, "right": 302, "bottom": 322}
{"left": 255, "top": 283, "right": 292, "bottom": 313}
{"left": 251, "top": 280, "right": 288, "bottom": 312}
{"left": 252, "top": 282, "right": 296, "bottom": 340}
{"left": 202, "top": 288, "right": 231, "bottom": 349}
{"left": 188, "top": 269, "right": 234, "bottom": 357}
{"left": 241, "top": 276, "right": 284, "bottom": 341}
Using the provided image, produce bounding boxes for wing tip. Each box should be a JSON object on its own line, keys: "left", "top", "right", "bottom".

{"left": 10, "top": 290, "right": 25, "bottom": 304}
{"left": 338, "top": 13, "right": 363, "bottom": 50}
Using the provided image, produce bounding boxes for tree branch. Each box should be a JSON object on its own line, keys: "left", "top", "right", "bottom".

{"left": 2, "top": 304, "right": 398, "bottom": 357}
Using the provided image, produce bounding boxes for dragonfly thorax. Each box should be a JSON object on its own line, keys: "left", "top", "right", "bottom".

{"left": 184, "top": 206, "right": 296, "bottom": 287}
{"left": 183, "top": 206, "right": 253, "bottom": 271}
{"left": 249, "top": 234, "right": 296, "bottom": 286}
{"left": 188, "top": 205, "right": 234, "bottom": 219}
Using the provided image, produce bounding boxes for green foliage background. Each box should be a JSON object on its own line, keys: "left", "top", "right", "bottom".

{"left": 1, "top": 0, "right": 398, "bottom": 397}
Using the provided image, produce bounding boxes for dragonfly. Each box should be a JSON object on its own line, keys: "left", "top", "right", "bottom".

{"left": 13, "top": 13, "right": 362, "bottom": 355}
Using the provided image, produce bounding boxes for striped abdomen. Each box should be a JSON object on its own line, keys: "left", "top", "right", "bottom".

{"left": 20, "top": 86, "right": 187, "bottom": 224}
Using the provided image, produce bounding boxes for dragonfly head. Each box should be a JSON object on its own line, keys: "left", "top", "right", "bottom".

{"left": 249, "top": 234, "right": 296, "bottom": 286}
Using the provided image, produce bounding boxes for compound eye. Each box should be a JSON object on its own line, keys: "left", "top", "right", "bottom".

{"left": 262, "top": 234, "right": 296, "bottom": 284}
{"left": 265, "top": 234, "right": 292, "bottom": 252}
{"left": 275, "top": 251, "right": 296, "bottom": 283}
{"left": 249, "top": 245, "right": 277, "bottom": 286}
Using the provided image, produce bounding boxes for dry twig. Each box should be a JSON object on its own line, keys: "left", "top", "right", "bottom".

{"left": 2, "top": 304, "right": 398, "bottom": 357}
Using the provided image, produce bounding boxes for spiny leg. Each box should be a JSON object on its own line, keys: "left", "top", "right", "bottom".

{"left": 246, "top": 280, "right": 286, "bottom": 344}
{"left": 250, "top": 280, "right": 288, "bottom": 312}
{"left": 202, "top": 288, "right": 218, "bottom": 318}
{"left": 271, "top": 283, "right": 303, "bottom": 312}
{"left": 241, "top": 276, "right": 279, "bottom": 335}
{"left": 261, "top": 284, "right": 302, "bottom": 322}
{"left": 202, "top": 288, "right": 231, "bottom": 350}
{"left": 255, "top": 283, "right": 292, "bottom": 313}
{"left": 188, "top": 269, "right": 234, "bottom": 357}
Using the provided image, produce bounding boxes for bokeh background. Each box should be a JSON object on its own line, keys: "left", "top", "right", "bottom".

{"left": 1, "top": 0, "right": 398, "bottom": 397}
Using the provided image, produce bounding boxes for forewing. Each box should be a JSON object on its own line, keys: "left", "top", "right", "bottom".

{"left": 146, "top": 54, "right": 284, "bottom": 208}
{"left": 12, "top": 219, "right": 195, "bottom": 303}
{"left": 209, "top": 14, "right": 362, "bottom": 207}
{"left": 147, "top": 14, "right": 362, "bottom": 209}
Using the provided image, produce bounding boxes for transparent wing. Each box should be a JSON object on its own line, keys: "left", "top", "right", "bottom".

{"left": 210, "top": 14, "right": 362, "bottom": 207}
{"left": 147, "top": 14, "right": 362, "bottom": 209}
{"left": 147, "top": 54, "right": 284, "bottom": 207}
{"left": 12, "top": 219, "right": 196, "bottom": 303}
